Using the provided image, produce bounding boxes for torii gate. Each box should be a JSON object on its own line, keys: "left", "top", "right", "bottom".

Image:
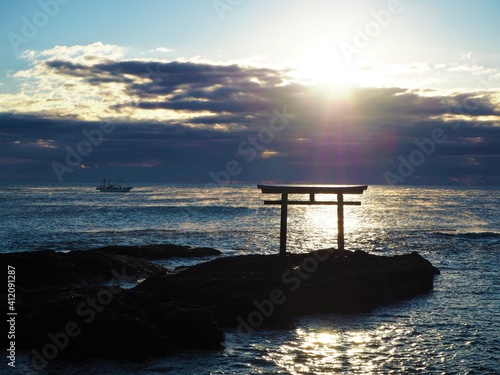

{"left": 257, "top": 184, "right": 368, "bottom": 256}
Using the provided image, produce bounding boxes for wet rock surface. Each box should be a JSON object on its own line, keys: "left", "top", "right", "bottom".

{"left": 2, "top": 244, "right": 222, "bottom": 288}
{"left": 88, "top": 244, "right": 222, "bottom": 260}
{"left": 1, "top": 246, "right": 439, "bottom": 364}
{"left": 137, "top": 249, "right": 440, "bottom": 327}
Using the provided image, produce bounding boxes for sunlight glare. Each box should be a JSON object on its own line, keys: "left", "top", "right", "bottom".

{"left": 293, "top": 42, "right": 357, "bottom": 89}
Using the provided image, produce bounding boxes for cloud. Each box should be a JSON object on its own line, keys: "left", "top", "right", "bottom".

{"left": 2, "top": 86, "right": 499, "bottom": 184}
{"left": 1, "top": 44, "right": 290, "bottom": 123}
{"left": 1, "top": 43, "right": 500, "bottom": 184}
{"left": 353, "top": 61, "right": 500, "bottom": 91}
{"left": 21, "top": 42, "right": 127, "bottom": 65}
{"left": 150, "top": 47, "right": 173, "bottom": 53}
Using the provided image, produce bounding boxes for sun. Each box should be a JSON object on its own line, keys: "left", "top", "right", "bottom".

{"left": 292, "top": 42, "right": 359, "bottom": 88}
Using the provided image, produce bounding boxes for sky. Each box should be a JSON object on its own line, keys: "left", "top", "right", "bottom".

{"left": 0, "top": 0, "right": 499, "bottom": 184}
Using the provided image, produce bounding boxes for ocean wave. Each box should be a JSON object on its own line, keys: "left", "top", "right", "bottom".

{"left": 434, "top": 230, "right": 500, "bottom": 239}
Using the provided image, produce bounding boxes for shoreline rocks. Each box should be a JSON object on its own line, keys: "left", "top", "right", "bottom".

{"left": 2, "top": 244, "right": 222, "bottom": 288}
{"left": 88, "top": 244, "right": 222, "bottom": 260}
{"left": 137, "top": 249, "right": 440, "bottom": 327}
{"left": 1, "top": 246, "right": 439, "bottom": 366}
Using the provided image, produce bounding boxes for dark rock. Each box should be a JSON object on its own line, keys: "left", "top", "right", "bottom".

{"left": 1, "top": 247, "right": 439, "bottom": 364}
{"left": 137, "top": 249, "right": 440, "bottom": 326}
{"left": 88, "top": 244, "right": 222, "bottom": 260}
{"left": 2, "top": 247, "right": 226, "bottom": 363}
{"left": 1, "top": 250, "right": 162, "bottom": 289}
{"left": 17, "top": 287, "right": 224, "bottom": 361}
{"left": 0, "top": 244, "right": 222, "bottom": 289}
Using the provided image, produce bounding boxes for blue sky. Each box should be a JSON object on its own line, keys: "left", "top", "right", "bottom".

{"left": 0, "top": 0, "right": 499, "bottom": 184}
{"left": 2, "top": 0, "right": 500, "bottom": 89}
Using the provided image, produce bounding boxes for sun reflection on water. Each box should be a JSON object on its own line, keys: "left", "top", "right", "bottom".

{"left": 259, "top": 318, "right": 432, "bottom": 375}
{"left": 285, "top": 194, "right": 363, "bottom": 252}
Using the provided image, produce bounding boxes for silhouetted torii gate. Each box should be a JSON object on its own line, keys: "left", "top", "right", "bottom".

{"left": 257, "top": 185, "right": 368, "bottom": 256}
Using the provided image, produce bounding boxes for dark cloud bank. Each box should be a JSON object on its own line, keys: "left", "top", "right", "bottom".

{"left": 1, "top": 60, "right": 499, "bottom": 185}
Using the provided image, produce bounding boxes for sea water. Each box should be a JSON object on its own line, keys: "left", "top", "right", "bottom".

{"left": 1, "top": 184, "right": 499, "bottom": 374}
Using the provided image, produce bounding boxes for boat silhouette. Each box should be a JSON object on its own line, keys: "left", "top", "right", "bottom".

{"left": 96, "top": 179, "right": 133, "bottom": 192}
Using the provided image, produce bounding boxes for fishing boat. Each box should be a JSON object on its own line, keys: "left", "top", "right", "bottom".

{"left": 96, "top": 179, "right": 133, "bottom": 192}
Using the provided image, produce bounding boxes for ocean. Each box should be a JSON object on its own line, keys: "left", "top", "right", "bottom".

{"left": 1, "top": 184, "right": 499, "bottom": 374}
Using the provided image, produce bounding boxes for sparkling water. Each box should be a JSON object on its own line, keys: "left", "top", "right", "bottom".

{"left": 2, "top": 184, "right": 499, "bottom": 374}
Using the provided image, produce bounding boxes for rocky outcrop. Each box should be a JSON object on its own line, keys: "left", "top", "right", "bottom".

{"left": 88, "top": 244, "right": 222, "bottom": 260}
{"left": 1, "top": 246, "right": 439, "bottom": 365}
{"left": 2, "top": 249, "right": 161, "bottom": 289}
{"left": 2, "top": 244, "right": 222, "bottom": 289}
{"left": 19, "top": 287, "right": 224, "bottom": 365}
{"left": 137, "top": 249, "right": 440, "bottom": 328}
{"left": 1, "top": 244, "right": 226, "bottom": 367}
